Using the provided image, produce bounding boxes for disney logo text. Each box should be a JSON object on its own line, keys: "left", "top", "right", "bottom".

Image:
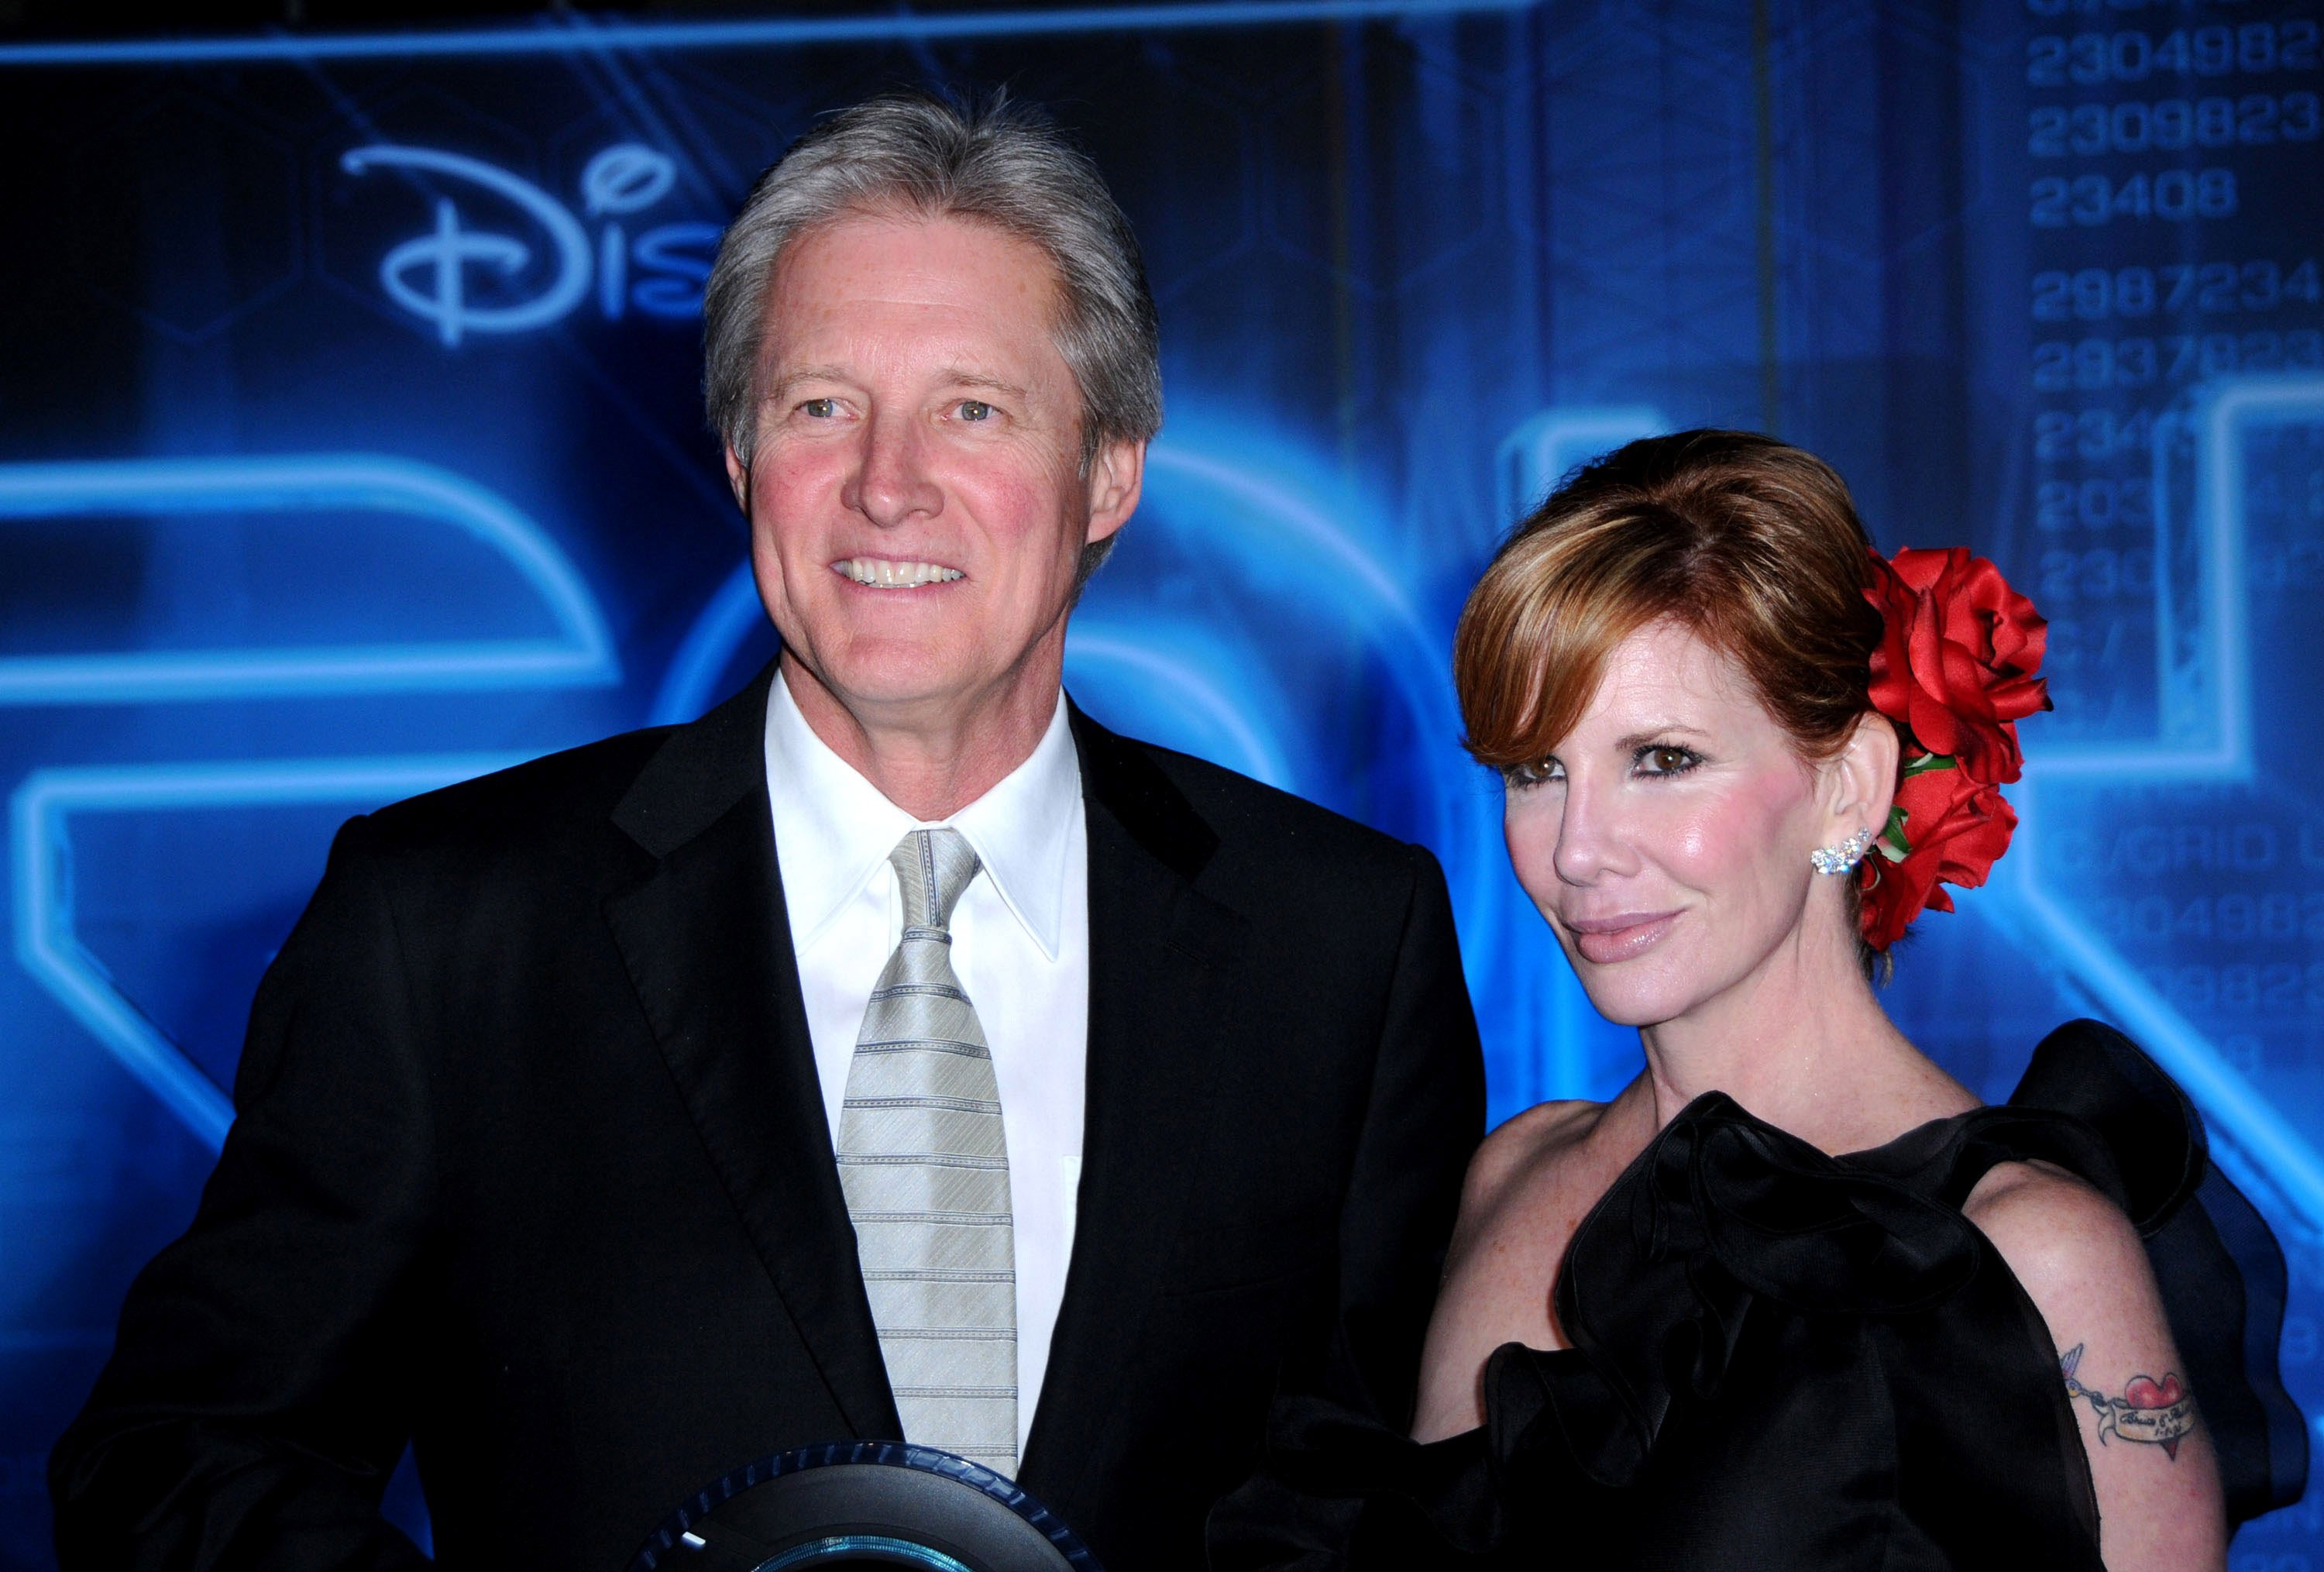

{"left": 341, "top": 143, "right": 721, "bottom": 346}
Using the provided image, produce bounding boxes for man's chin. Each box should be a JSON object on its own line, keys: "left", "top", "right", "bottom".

{"left": 789, "top": 648, "right": 995, "bottom": 719}
{"left": 779, "top": 616, "right": 1072, "bottom": 730}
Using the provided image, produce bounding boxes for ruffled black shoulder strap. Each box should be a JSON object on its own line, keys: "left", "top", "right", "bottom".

{"left": 1856, "top": 1020, "right": 2307, "bottom": 1524}
{"left": 1548, "top": 1093, "right": 1992, "bottom": 1471}
{"left": 2008, "top": 1020, "right": 2308, "bottom": 1525}
{"left": 1845, "top": 1098, "right": 2132, "bottom": 1216}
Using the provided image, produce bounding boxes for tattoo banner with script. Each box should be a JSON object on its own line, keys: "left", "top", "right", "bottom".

{"left": 2062, "top": 1343, "right": 2198, "bottom": 1460}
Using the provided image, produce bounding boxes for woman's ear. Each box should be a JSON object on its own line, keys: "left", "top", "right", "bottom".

{"left": 1827, "top": 710, "right": 1899, "bottom": 844}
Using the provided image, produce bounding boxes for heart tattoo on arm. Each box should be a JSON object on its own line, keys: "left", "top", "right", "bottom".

{"left": 2059, "top": 1343, "right": 2196, "bottom": 1460}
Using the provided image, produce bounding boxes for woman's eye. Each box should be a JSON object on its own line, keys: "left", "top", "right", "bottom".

{"left": 798, "top": 398, "right": 837, "bottom": 418}
{"left": 1504, "top": 758, "right": 1563, "bottom": 789}
{"left": 957, "top": 399, "right": 993, "bottom": 422}
{"left": 1636, "top": 745, "right": 1700, "bottom": 776}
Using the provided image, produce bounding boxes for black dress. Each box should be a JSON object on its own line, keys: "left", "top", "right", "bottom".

{"left": 1208, "top": 1021, "right": 2306, "bottom": 1570}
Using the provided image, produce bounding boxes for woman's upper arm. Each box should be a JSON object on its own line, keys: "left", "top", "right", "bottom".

{"left": 1972, "top": 1164, "right": 2227, "bottom": 1572}
{"left": 1409, "top": 1103, "right": 1591, "bottom": 1443}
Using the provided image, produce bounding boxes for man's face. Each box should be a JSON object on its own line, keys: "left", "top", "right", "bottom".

{"left": 730, "top": 211, "right": 1140, "bottom": 731}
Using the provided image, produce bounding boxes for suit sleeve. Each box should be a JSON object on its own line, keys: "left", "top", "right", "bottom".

{"left": 50, "top": 814, "right": 436, "bottom": 1572}
{"left": 1332, "top": 844, "right": 1483, "bottom": 1425}
{"left": 1206, "top": 845, "right": 1483, "bottom": 1569}
{"left": 1326, "top": 844, "right": 1484, "bottom": 1426}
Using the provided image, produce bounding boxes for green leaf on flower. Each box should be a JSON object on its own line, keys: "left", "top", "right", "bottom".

{"left": 1902, "top": 752, "right": 1958, "bottom": 778}
{"left": 1879, "top": 803, "right": 1912, "bottom": 863}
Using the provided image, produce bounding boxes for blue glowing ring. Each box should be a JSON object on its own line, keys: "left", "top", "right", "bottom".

{"left": 757, "top": 1535, "right": 971, "bottom": 1570}
{"left": 629, "top": 1443, "right": 1102, "bottom": 1572}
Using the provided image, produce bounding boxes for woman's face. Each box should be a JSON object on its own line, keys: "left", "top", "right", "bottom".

{"left": 1504, "top": 619, "right": 1836, "bottom": 1029}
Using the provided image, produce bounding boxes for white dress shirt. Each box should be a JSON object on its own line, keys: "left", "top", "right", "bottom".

{"left": 763, "top": 669, "right": 1088, "bottom": 1453}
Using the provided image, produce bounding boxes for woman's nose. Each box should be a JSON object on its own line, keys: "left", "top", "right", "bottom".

{"left": 1550, "top": 774, "right": 1631, "bottom": 886}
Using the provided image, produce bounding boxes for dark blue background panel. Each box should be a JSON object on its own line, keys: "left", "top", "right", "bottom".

{"left": 2, "top": 2, "right": 2321, "bottom": 1564}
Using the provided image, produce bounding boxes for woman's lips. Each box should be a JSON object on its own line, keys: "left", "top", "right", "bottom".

{"left": 1565, "top": 910, "right": 1679, "bottom": 965}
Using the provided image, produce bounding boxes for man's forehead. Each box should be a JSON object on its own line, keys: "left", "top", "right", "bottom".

{"left": 765, "top": 210, "right": 1064, "bottom": 313}
{"left": 754, "top": 212, "right": 1071, "bottom": 388}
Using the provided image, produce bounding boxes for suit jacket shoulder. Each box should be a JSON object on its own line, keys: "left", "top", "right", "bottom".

{"left": 1074, "top": 712, "right": 1442, "bottom": 925}
{"left": 361, "top": 726, "right": 669, "bottom": 858}
{"left": 354, "top": 662, "right": 772, "bottom": 893}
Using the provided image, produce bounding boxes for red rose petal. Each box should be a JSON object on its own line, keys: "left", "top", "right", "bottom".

{"left": 1857, "top": 542, "right": 2047, "bottom": 948}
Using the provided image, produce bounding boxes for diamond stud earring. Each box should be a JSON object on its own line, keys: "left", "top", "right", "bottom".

{"left": 1810, "top": 827, "right": 1874, "bottom": 876}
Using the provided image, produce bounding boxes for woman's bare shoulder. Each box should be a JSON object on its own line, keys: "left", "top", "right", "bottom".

{"left": 1413, "top": 1096, "right": 1631, "bottom": 1439}
{"left": 1971, "top": 1153, "right": 2129, "bottom": 1264}
{"left": 1460, "top": 1096, "right": 1616, "bottom": 1221}
{"left": 1961, "top": 1158, "right": 2148, "bottom": 1290}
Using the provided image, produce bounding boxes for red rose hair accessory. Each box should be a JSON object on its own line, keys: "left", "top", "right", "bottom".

{"left": 1856, "top": 547, "right": 2051, "bottom": 951}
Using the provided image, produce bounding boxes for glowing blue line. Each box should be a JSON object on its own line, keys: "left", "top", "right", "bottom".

{"left": 1138, "top": 435, "right": 1502, "bottom": 956}
{"left": 11, "top": 755, "right": 528, "bottom": 1151}
{"left": 1147, "top": 446, "right": 1430, "bottom": 643}
{"left": 0, "top": 0, "right": 1540, "bottom": 67}
{"left": 1140, "top": 437, "right": 1463, "bottom": 783}
{"left": 12, "top": 779, "right": 232, "bottom": 1147}
{"left": 15, "top": 755, "right": 528, "bottom": 810}
{"left": 2192, "top": 378, "right": 2314, "bottom": 772}
{"left": 2006, "top": 376, "right": 2324, "bottom": 1236}
{"left": 2006, "top": 783, "right": 2324, "bottom": 1233}
{"left": 651, "top": 560, "right": 766, "bottom": 727}
{"left": 2014, "top": 749, "right": 2241, "bottom": 781}
{"left": 1063, "top": 630, "right": 1295, "bottom": 789}
{"left": 0, "top": 453, "right": 617, "bottom": 703}
{"left": 2150, "top": 410, "right": 2185, "bottom": 749}
{"left": 0, "top": 644, "right": 607, "bottom": 705}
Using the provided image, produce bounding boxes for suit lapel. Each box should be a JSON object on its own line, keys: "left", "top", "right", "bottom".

{"left": 602, "top": 662, "right": 901, "bottom": 1440}
{"left": 1020, "top": 706, "right": 1247, "bottom": 1498}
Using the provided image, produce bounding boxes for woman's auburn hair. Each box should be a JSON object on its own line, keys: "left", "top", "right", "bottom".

{"left": 1455, "top": 428, "right": 1887, "bottom": 772}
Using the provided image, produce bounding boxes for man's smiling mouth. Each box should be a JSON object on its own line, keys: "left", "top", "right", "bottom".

{"left": 833, "top": 557, "right": 965, "bottom": 588}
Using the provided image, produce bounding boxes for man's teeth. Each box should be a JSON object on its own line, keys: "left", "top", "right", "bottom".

{"left": 836, "top": 558, "right": 966, "bottom": 588}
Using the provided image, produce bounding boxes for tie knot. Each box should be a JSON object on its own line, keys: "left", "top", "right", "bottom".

{"left": 890, "top": 827, "right": 982, "bottom": 933}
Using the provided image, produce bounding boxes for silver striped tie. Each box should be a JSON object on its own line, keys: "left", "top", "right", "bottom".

{"left": 837, "top": 827, "right": 1018, "bottom": 1474}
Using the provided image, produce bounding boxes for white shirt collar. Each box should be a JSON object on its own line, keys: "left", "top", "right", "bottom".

{"left": 764, "top": 668, "right": 1081, "bottom": 959}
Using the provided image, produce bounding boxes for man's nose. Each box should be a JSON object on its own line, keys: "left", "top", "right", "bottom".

{"left": 1551, "top": 774, "right": 1632, "bottom": 886}
{"left": 844, "top": 408, "right": 944, "bottom": 527}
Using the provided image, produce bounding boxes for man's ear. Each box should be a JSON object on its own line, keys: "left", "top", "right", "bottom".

{"left": 723, "top": 445, "right": 751, "bottom": 514}
{"left": 1083, "top": 439, "right": 1146, "bottom": 546}
{"left": 1827, "top": 710, "right": 1900, "bottom": 844}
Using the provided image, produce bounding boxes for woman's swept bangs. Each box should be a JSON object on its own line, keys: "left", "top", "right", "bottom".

{"left": 1454, "top": 430, "right": 1883, "bottom": 776}
{"left": 1454, "top": 513, "right": 1689, "bottom": 770}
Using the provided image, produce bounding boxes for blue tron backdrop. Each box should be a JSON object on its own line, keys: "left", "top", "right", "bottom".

{"left": 3, "top": 0, "right": 2323, "bottom": 1561}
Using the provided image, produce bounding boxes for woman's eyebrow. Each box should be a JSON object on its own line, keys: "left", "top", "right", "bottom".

{"left": 1612, "top": 725, "right": 1712, "bottom": 751}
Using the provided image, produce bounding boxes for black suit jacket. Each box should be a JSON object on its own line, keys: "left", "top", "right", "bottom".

{"left": 52, "top": 666, "right": 1483, "bottom": 1572}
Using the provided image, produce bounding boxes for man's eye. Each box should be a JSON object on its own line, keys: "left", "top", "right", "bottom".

{"left": 957, "top": 400, "right": 993, "bottom": 422}
{"left": 798, "top": 398, "right": 837, "bottom": 418}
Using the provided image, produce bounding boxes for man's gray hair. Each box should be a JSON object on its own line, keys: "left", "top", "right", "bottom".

{"left": 704, "top": 90, "right": 1164, "bottom": 484}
